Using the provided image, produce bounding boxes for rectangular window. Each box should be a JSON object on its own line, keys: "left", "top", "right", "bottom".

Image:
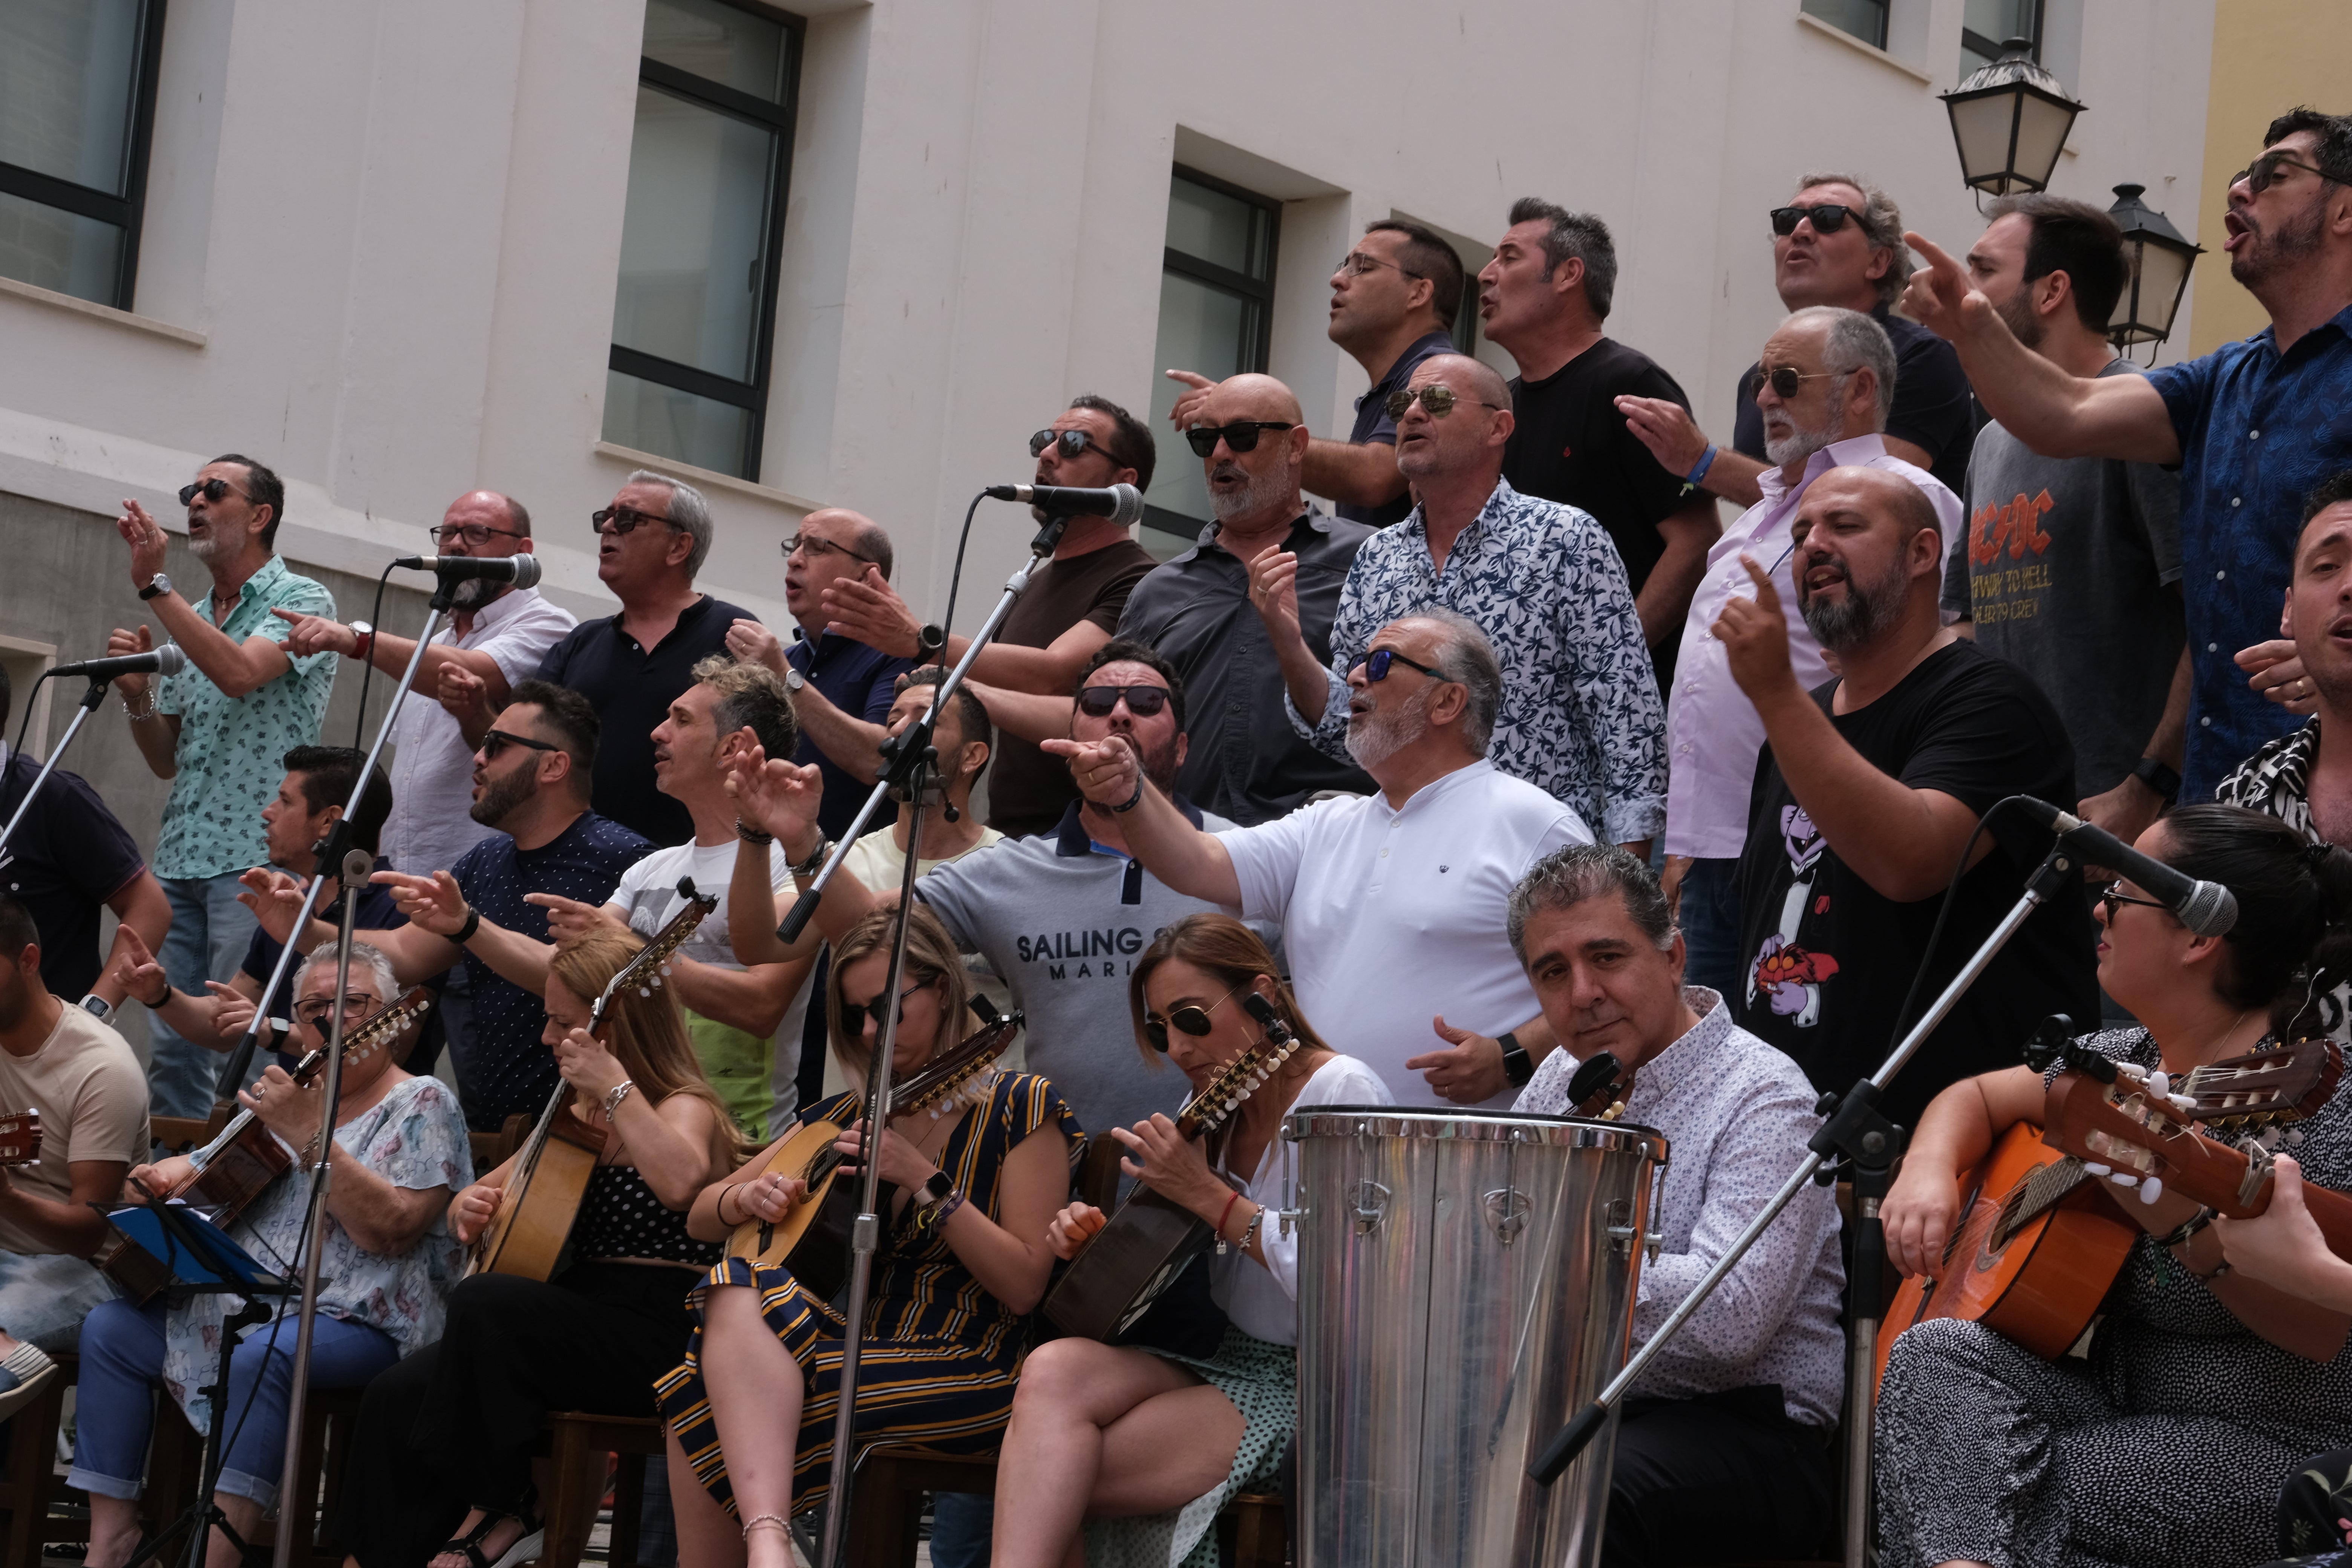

{"left": 603, "top": 0, "right": 803, "bottom": 481}
{"left": 1960, "top": 0, "right": 2040, "bottom": 79}
{"left": 1800, "top": 0, "right": 1889, "bottom": 50}
{"left": 0, "top": 0, "right": 168, "bottom": 310}
{"left": 1142, "top": 167, "right": 1279, "bottom": 557}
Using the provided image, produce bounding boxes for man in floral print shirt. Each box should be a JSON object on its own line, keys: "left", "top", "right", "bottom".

{"left": 1248, "top": 353, "right": 1666, "bottom": 853}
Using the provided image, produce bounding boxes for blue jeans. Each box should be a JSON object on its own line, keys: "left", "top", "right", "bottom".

{"left": 149, "top": 872, "right": 264, "bottom": 1118}
{"left": 67, "top": 1300, "right": 397, "bottom": 1508}
{"left": 1677, "top": 857, "right": 1746, "bottom": 1000}
{"left": 930, "top": 1491, "right": 993, "bottom": 1567}
{"left": 0, "top": 1251, "right": 117, "bottom": 1352}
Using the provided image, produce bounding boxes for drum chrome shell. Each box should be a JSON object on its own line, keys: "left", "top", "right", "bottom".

{"left": 1286, "top": 1106, "right": 1668, "bottom": 1567}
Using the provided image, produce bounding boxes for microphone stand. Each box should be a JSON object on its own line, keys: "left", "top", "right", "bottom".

{"left": 1526, "top": 836, "right": 2085, "bottom": 1568}
{"left": 0, "top": 673, "right": 118, "bottom": 861}
{"left": 796, "top": 502, "right": 1070, "bottom": 1568}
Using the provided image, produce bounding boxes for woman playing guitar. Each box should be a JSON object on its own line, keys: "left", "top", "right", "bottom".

{"left": 338, "top": 927, "right": 741, "bottom": 1568}
{"left": 72, "top": 940, "right": 469, "bottom": 1568}
{"left": 1877, "top": 804, "right": 2352, "bottom": 1568}
{"left": 655, "top": 903, "right": 1078, "bottom": 1566}
{"left": 991, "top": 914, "right": 1391, "bottom": 1568}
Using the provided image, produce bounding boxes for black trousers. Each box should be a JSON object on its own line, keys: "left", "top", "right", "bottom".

{"left": 338, "top": 1262, "right": 698, "bottom": 1568}
{"left": 1602, "top": 1385, "right": 1835, "bottom": 1568}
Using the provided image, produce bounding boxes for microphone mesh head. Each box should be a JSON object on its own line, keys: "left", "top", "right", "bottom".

{"left": 155, "top": 643, "right": 188, "bottom": 677}
{"left": 2180, "top": 880, "right": 2239, "bottom": 939}
{"left": 1109, "top": 483, "right": 1145, "bottom": 527}
{"left": 509, "top": 555, "right": 545, "bottom": 590}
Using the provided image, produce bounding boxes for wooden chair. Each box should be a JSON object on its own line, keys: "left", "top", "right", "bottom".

{"left": 533, "top": 1410, "right": 668, "bottom": 1568}
{"left": 470, "top": 1112, "right": 534, "bottom": 1176}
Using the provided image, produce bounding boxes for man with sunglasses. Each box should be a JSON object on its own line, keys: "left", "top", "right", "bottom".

{"left": 1905, "top": 109, "right": 2352, "bottom": 803}
{"left": 1619, "top": 172, "right": 1974, "bottom": 512}
{"left": 272, "top": 491, "right": 575, "bottom": 875}
{"left": 817, "top": 397, "right": 1160, "bottom": 837}
{"left": 104, "top": 454, "right": 338, "bottom": 1119}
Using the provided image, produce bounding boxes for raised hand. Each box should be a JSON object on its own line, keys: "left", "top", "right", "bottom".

{"left": 1041, "top": 734, "right": 1141, "bottom": 810}
{"left": 818, "top": 565, "right": 922, "bottom": 659}
{"left": 202, "top": 982, "right": 258, "bottom": 1044}
{"left": 724, "top": 743, "right": 826, "bottom": 846}
{"left": 237, "top": 867, "right": 312, "bottom": 946}
{"left": 371, "top": 868, "right": 472, "bottom": 938}
{"left": 1712, "top": 555, "right": 1796, "bottom": 701}
{"left": 1406, "top": 1015, "right": 1507, "bottom": 1105}
{"left": 1247, "top": 551, "right": 1305, "bottom": 649}
{"left": 1614, "top": 395, "right": 1711, "bottom": 478}
{"left": 2239, "top": 638, "right": 2321, "bottom": 716}
{"left": 272, "top": 606, "right": 359, "bottom": 659}
{"left": 1046, "top": 1200, "right": 1107, "bottom": 1260}
{"left": 105, "top": 623, "right": 156, "bottom": 697}
{"left": 107, "top": 926, "right": 169, "bottom": 1007}
{"left": 525, "top": 892, "right": 626, "bottom": 949}
{"left": 1164, "top": 369, "right": 1216, "bottom": 430}
{"left": 725, "top": 617, "right": 788, "bottom": 677}
{"left": 437, "top": 662, "right": 493, "bottom": 724}
{"left": 116, "top": 498, "right": 170, "bottom": 587}
{"left": 1897, "top": 231, "right": 1987, "bottom": 345}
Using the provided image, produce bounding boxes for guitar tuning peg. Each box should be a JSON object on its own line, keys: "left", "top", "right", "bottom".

{"left": 2167, "top": 1095, "right": 2198, "bottom": 1116}
{"left": 2147, "top": 1071, "right": 2171, "bottom": 1099}
{"left": 2109, "top": 1171, "right": 2140, "bottom": 1188}
{"left": 2139, "top": 1176, "right": 2164, "bottom": 1204}
{"left": 2286, "top": 1128, "right": 2306, "bottom": 1147}
{"left": 2083, "top": 1161, "right": 2112, "bottom": 1176}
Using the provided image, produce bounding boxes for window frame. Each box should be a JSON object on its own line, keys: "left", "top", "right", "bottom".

{"left": 1961, "top": 0, "right": 2042, "bottom": 72}
{"left": 0, "top": 0, "right": 171, "bottom": 311}
{"left": 605, "top": 0, "right": 806, "bottom": 482}
{"left": 1799, "top": 0, "right": 1889, "bottom": 51}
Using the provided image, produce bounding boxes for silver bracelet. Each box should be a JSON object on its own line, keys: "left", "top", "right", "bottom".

{"left": 120, "top": 685, "right": 158, "bottom": 721}
{"left": 1219, "top": 1202, "right": 1266, "bottom": 1255}
{"left": 602, "top": 1080, "right": 636, "bottom": 1122}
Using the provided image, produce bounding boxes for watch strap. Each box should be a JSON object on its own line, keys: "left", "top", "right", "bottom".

{"left": 1499, "top": 1030, "right": 1534, "bottom": 1087}
{"left": 137, "top": 574, "right": 171, "bottom": 602}
{"left": 917, "top": 1171, "right": 953, "bottom": 1206}
{"left": 2130, "top": 756, "right": 2181, "bottom": 800}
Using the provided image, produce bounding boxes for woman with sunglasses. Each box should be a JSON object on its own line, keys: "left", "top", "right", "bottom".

{"left": 991, "top": 913, "right": 1392, "bottom": 1568}
{"left": 656, "top": 903, "right": 1078, "bottom": 1566}
{"left": 1876, "top": 803, "right": 2352, "bottom": 1568}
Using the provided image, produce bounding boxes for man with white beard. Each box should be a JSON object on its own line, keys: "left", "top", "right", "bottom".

{"left": 1048, "top": 610, "right": 1591, "bottom": 1108}
{"left": 1655, "top": 308, "right": 1961, "bottom": 995}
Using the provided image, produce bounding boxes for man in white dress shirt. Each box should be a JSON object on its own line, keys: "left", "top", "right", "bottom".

{"left": 1049, "top": 610, "right": 1587, "bottom": 1107}
{"left": 1510, "top": 843, "right": 1845, "bottom": 1568}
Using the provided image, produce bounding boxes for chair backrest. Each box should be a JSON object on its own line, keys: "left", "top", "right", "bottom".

{"left": 467, "top": 1112, "right": 536, "bottom": 1174}
{"left": 150, "top": 1117, "right": 213, "bottom": 1155}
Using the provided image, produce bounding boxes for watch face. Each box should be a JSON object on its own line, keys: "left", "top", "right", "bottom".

{"left": 785, "top": 668, "right": 805, "bottom": 691}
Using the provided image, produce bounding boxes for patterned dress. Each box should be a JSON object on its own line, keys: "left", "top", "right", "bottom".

{"left": 657, "top": 1072, "right": 1080, "bottom": 1514}
{"left": 1876, "top": 1028, "right": 2352, "bottom": 1568}
{"left": 2216, "top": 719, "right": 2352, "bottom": 1043}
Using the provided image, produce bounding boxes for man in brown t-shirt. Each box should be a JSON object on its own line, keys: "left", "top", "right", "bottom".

{"left": 819, "top": 394, "right": 1159, "bottom": 835}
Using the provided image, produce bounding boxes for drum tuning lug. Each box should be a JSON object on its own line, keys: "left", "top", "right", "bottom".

{"left": 1483, "top": 1187, "right": 1529, "bottom": 1244}
{"left": 1352, "top": 1179, "right": 1390, "bottom": 1234}
{"left": 1606, "top": 1198, "right": 1637, "bottom": 1256}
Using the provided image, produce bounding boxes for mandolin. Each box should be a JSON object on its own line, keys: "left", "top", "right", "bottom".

{"left": 1041, "top": 995, "right": 1301, "bottom": 1343}
{"left": 1878, "top": 1035, "right": 2342, "bottom": 1392}
{"left": 96, "top": 987, "right": 433, "bottom": 1305}
{"left": 467, "top": 880, "right": 716, "bottom": 1280}
{"left": 0, "top": 1112, "right": 41, "bottom": 1168}
{"left": 723, "top": 1003, "right": 1023, "bottom": 1300}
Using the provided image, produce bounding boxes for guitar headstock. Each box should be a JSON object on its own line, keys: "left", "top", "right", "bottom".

{"left": 590, "top": 878, "right": 720, "bottom": 1030}
{"left": 2180, "top": 1038, "right": 2341, "bottom": 1130}
{"left": 0, "top": 1110, "right": 41, "bottom": 1167}
{"left": 1174, "top": 995, "right": 1300, "bottom": 1139}
{"left": 896, "top": 1011, "right": 1024, "bottom": 1119}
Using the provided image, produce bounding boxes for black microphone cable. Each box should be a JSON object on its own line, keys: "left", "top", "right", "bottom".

{"left": 1880, "top": 794, "right": 2034, "bottom": 1060}
{"left": 349, "top": 561, "right": 400, "bottom": 750}
{"left": 936, "top": 490, "right": 989, "bottom": 659}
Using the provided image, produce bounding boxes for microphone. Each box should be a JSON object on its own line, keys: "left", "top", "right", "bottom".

{"left": 391, "top": 553, "right": 544, "bottom": 588}
{"left": 51, "top": 645, "right": 188, "bottom": 681}
{"left": 2014, "top": 796, "right": 2239, "bottom": 937}
{"left": 982, "top": 482, "right": 1145, "bottom": 525}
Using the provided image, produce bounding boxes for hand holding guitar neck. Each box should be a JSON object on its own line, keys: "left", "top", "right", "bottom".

{"left": 2213, "top": 1155, "right": 2352, "bottom": 1309}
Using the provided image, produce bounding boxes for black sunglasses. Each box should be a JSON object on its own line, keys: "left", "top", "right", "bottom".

{"left": 179, "top": 477, "right": 253, "bottom": 507}
{"left": 480, "top": 729, "right": 561, "bottom": 760}
{"left": 1770, "top": 203, "right": 1857, "bottom": 237}
{"left": 1760, "top": 364, "right": 1846, "bottom": 399}
{"left": 296, "top": 992, "right": 377, "bottom": 1027}
{"left": 1383, "top": 385, "right": 1500, "bottom": 421}
{"left": 1029, "top": 427, "right": 1122, "bottom": 465}
{"left": 1076, "top": 684, "right": 1170, "bottom": 718}
{"left": 2232, "top": 150, "right": 2332, "bottom": 196}
{"left": 1143, "top": 981, "right": 1246, "bottom": 1052}
{"left": 591, "top": 505, "right": 678, "bottom": 537}
{"left": 1184, "top": 421, "right": 1295, "bottom": 458}
{"left": 1364, "top": 648, "right": 1441, "bottom": 682}
{"left": 2097, "top": 881, "right": 2173, "bottom": 925}
{"left": 846, "top": 980, "right": 926, "bottom": 1036}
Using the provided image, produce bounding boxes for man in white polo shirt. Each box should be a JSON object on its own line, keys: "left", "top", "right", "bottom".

{"left": 1048, "top": 609, "right": 1589, "bottom": 1107}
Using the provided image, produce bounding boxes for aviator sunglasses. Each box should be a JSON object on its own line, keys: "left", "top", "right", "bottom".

{"left": 1144, "top": 980, "right": 1248, "bottom": 1052}
{"left": 1760, "top": 364, "right": 1846, "bottom": 399}
{"left": 2231, "top": 150, "right": 2331, "bottom": 196}
{"left": 1770, "top": 203, "right": 1858, "bottom": 237}
{"left": 1184, "top": 421, "right": 1295, "bottom": 458}
{"left": 1383, "top": 385, "right": 1500, "bottom": 420}
{"left": 1076, "top": 684, "right": 1170, "bottom": 718}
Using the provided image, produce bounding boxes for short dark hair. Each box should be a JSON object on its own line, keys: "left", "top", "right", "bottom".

{"left": 2161, "top": 802, "right": 2352, "bottom": 1040}
{"left": 0, "top": 893, "right": 37, "bottom": 962}
{"left": 1067, "top": 394, "right": 1156, "bottom": 493}
{"left": 213, "top": 453, "right": 286, "bottom": 550}
{"left": 1364, "top": 219, "right": 1466, "bottom": 327}
{"left": 691, "top": 654, "right": 798, "bottom": 759}
{"left": 2262, "top": 107, "right": 2352, "bottom": 185}
{"left": 2305, "top": 469, "right": 2352, "bottom": 528}
{"left": 504, "top": 679, "right": 599, "bottom": 788}
{"left": 282, "top": 744, "right": 394, "bottom": 854}
{"left": 1076, "top": 637, "right": 1187, "bottom": 735}
{"left": 899, "top": 666, "right": 994, "bottom": 784}
{"left": 1507, "top": 198, "right": 1619, "bottom": 319}
{"left": 1985, "top": 193, "right": 2127, "bottom": 332}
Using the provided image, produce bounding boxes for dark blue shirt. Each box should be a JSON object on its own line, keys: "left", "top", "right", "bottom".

{"left": 1338, "top": 329, "right": 1458, "bottom": 528}
{"left": 0, "top": 748, "right": 145, "bottom": 1000}
{"left": 2148, "top": 303, "right": 2352, "bottom": 799}
{"left": 448, "top": 812, "right": 652, "bottom": 1129}
{"left": 240, "top": 856, "right": 408, "bottom": 1043}
{"left": 786, "top": 629, "right": 914, "bottom": 842}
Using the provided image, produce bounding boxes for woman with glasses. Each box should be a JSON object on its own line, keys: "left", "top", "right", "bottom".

{"left": 72, "top": 941, "right": 470, "bottom": 1568}
{"left": 991, "top": 913, "right": 1392, "bottom": 1568}
{"left": 656, "top": 903, "right": 1079, "bottom": 1565}
{"left": 1876, "top": 803, "right": 2352, "bottom": 1568}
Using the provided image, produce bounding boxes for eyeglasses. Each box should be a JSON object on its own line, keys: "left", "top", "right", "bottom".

{"left": 1770, "top": 203, "right": 1858, "bottom": 237}
{"left": 429, "top": 522, "right": 525, "bottom": 547}
{"left": 1076, "top": 684, "right": 1170, "bottom": 718}
{"left": 1143, "top": 981, "right": 1247, "bottom": 1052}
{"left": 1335, "top": 251, "right": 1423, "bottom": 281}
{"left": 1029, "top": 428, "right": 1122, "bottom": 465}
{"left": 591, "top": 505, "right": 678, "bottom": 537}
{"left": 782, "top": 533, "right": 874, "bottom": 564}
{"left": 179, "top": 477, "right": 253, "bottom": 508}
{"left": 846, "top": 980, "right": 926, "bottom": 1036}
{"left": 2097, "top": 881, "right": 2173, "bottom": 925}
{"left": 1383, "top": 385, "right": 1502, "bottom": 420}
{"left": 1364, "top": 647, "right": 1441, "bottom": 683}
{"left": 2231, "top": 150, "right": 2332, "bottom": 196}
{"left": 1760, "top": 364, "right": 1847, "bottom": 399}
{"left": 479, "top": 729, "right": 561, "bottom": 760}
{"left": 1184, "top": 421, "right": 1295, "bottom": 458}
{"left": 295, "top": 993, "right": 378, "bottom": 1027}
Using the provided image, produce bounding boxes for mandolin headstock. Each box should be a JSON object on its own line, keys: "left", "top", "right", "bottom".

{"left": 589, "top": 878, "right": 719, "bottom": 1031}
{"left": 895, "top": 1011, "right": 1024, "bottom": 1119}
{"left": 1173, "top": 995, "right": 1299, "bottom": 1140}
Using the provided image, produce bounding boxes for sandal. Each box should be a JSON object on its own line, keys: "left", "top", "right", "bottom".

{"left": 432, "top": 1503, "right": 544, "bottom": 1568}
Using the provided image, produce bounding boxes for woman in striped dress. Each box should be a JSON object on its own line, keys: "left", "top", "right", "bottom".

{"left": 658, "top": 904, "right": 1080, "bottom": 1566}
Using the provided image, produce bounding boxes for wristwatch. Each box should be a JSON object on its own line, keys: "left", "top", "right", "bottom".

{"left": 1499, "top": 1031, "right": 1534, "bottom": 1088}
{"left": 783, "top": 666, "right": 806, "bottom": 693}
{"left": 79, "top": 994, "right": 115, "bottom": 1025}
{"left": 138, "top": 572, "right": 173, "bottom": 602}
{"left": 915, "top": 1170, "right": 953, "bottom": 1207}
{"left": 348, "top": 622, "right": 375, "bottom": 663}
{"left": 2130, "top": 756, "right": 2181, "bottom": 801}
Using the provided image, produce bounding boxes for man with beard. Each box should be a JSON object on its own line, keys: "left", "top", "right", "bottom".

{"left": 1718, "top": 467, "right": 2095, "bottom": 1126}
{"left": 1050, "top": 612, "right": 1589, "bottom": 1108}
{"left": 104, "top": 455, "right": 337, "bottom": 1117}
{"left": 282, "top": 683, "right": 651, "bottom": 1130}
{"left": 274, "top": 490, "right": 575, "bottom": 875}
{"left": 1661, "top": 307, "right": 1960, "bottom": 994}
{"left": 1903, "top": 107, "right": 2352, "bottom": 799}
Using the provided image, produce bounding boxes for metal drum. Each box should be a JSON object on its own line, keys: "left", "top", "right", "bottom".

{"left": 1286, "top": 1106, "right": 1668, "bottom": 1568}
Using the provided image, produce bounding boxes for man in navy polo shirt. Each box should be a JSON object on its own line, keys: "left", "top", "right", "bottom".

{"left": 1903, "top": 106, "right": 2352, "bottom": 798}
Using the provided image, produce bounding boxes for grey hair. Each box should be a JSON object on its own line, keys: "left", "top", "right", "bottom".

{"left": 1793, "top": 170, "right": 1908, "bottom": 309}
{"left": 1507, "top": 844, "right": 1675, "bottom": 965}
{"left": 292, "top": 939, "right": 398, "bottom": 1014}
{"left": 1407, "top": 605, "right": 1502, "bottom": 757}
{"left": 850, "top": 518, "right": 894, "bottom": 581}
{"left": 1785, "top": 305, "right": 1897, "bottom": 424}
{"left": 626, "top": 468, "right": 714, "bottom": 577}
{"left": 1507, "top": 197, "right": 1618, "bottom": 319}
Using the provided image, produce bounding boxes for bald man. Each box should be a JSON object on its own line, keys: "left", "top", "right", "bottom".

{"left": 1715, "top": 465, "right": 2095, "bottom": 1125}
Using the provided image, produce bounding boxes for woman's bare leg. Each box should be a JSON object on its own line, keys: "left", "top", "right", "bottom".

{"left": 695, "top": 1285, "right": 806, "bottom": 1568}
{"left": 991, "top": 1340, "right": 1202, "bottom": 1568}
{"left": 1087, "top": 1383, "right": 1245, "bottom": 1519}
{"left": 669, "top": 1423, "right": 748, "bottom": 1568}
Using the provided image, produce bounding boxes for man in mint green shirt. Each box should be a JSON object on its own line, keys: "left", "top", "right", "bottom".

{"left": 104, "top": 455, "right": 335, "bottom": 1116}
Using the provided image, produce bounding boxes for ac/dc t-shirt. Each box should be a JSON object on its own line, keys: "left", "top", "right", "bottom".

{"left": 1731, "top": 640, "right": 2097, "bottom": 1129}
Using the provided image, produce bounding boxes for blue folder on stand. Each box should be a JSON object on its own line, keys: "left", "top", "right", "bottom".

{"left": 106, "top": 1200, "right": 288, "bottom": 1292}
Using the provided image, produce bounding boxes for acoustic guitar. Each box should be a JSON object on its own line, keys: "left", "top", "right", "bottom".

{"left": 0, "top": 1112, "right": 40, "bottom": 1168}
{"left": 1041, "top": 995, "right": 1300, "bottom": 1343}
{"left": 466, "top": 880, "right": 716, "bottom": 1281}
{"left": 723, "top": 1003, "right": 1022, "bottom": 1300}
{"left": 1877, "top": 1037, "right": 2341, "bottom": 1391}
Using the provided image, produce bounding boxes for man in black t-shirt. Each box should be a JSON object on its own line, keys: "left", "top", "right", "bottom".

{"left": 1477, "top": 199, "right": 1721, "bottom": 678}
{"left": 1718, "top": 466, "right": 2094, "bottom": 1127}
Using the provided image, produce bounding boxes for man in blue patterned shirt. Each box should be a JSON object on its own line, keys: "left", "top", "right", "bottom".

{"left": 1250, "top": 353, "right": 1666, "bottom": 850}
{"left": 1902, "top": 107, "right": 2352, "bottom": 800}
